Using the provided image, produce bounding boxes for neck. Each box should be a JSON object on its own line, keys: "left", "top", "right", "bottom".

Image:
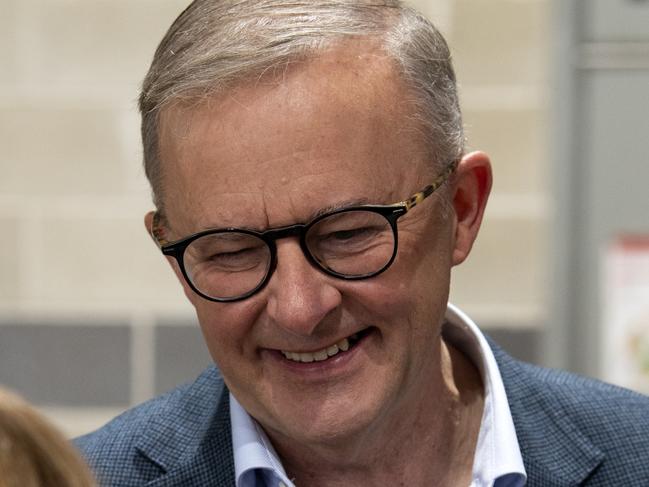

{"left": 268, "top": 338, "right": 484, "bottom": 487}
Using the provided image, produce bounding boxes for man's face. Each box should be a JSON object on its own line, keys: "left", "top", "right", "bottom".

{"left": 155, "top": 44, "right": 458, "bottom": 448}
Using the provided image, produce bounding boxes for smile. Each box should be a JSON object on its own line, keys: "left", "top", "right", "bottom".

{"left": 281, "top": 332, "right": 363, "bottom": 363}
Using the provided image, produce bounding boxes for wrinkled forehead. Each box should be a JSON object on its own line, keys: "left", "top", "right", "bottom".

{"left": 156, "top": 42, "right": 432, "bottom": 234}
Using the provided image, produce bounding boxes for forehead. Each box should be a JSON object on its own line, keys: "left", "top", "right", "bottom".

{"left": 158, "top": 42, "right": 432, "bottom": 234}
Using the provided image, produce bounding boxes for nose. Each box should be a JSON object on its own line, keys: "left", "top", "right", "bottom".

{"left": 265, "top": 239, "right": 342, "bottom": 337}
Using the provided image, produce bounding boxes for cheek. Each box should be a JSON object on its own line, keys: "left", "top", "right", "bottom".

{"left": 348, "top": 268, "right": 444, "bottom": 324}
{"left": 351, "top": 227, "right": 452, "bottom": 325}
{"left": 400, "top": 218, "right": 454, "bottom": 287}
{"left": 193, "top": 299, "right": 264, "bottom": 362}
{"left": 395, "top": 236, "right": 452, "bottom": 294}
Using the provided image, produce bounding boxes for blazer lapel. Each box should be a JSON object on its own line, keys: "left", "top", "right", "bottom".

{"left": 490, "top": 341, "right": 605, "bottom": 486}
{"left": 133, "top": 367, "right": 236, "bottom": 486}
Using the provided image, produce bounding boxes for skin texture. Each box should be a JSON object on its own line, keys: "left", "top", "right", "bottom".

{"left": 146, "top": 41, "right": 492, "bottom": 486}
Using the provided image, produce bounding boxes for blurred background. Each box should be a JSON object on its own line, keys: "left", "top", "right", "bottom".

{"left": 1, "top": 0, "right": 648, "bottom": 436}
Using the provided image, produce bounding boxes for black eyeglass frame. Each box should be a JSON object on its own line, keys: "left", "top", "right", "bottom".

{"left": 150, "top": 160, "right": 457, "bottom": 302}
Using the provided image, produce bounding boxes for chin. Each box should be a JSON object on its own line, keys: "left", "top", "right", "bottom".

{"left": 262, "top": 380, "right": 397, "bottom": 449}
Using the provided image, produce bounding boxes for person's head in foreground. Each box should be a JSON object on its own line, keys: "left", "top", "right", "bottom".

{"left": 76, "top": 1, "right": 649, "bottom": 486}
{"left": 0, "top": 387, "right": 96, "bottom": 487}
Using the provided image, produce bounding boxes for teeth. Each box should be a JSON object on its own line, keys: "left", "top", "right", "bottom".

{"left": 282, "top": 337, "right": 352, "bottom": 363}
{"left": 313, "top": 350, "right": 328, "bottom": 361}
{"left": 326, "top": 345, "right": 339, "bottom": 356}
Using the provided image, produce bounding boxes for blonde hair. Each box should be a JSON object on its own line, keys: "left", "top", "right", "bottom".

{"left": 0, "top": 388, "right": 96, "bottom": 487}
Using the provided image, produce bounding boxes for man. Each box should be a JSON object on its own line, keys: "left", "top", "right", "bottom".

{"left": 76, "top": 1, "right": 649, "bottom": 486}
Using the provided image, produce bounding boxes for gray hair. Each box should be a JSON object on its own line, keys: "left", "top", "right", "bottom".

{"left": 140, "top": 0, "right": 464, "bottom": 210}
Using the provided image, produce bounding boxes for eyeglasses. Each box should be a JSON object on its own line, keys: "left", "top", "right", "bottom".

{"left": 151, "top": 161, "right": 457, "bottom": 302}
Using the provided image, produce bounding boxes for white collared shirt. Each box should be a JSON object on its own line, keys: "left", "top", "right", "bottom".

{"left": 230, "top": 303, "right": 527, "bottom": 487}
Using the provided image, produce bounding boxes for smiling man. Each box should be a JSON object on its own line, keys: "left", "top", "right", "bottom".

{"left": 76, "top": 1, "right": 649, "bottom": 486}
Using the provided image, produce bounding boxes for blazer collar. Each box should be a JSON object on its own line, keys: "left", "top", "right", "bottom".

{"left": 135, "top": 366, "right": 236, "bottom": 487}
{"left": 490, "top": 340, "right": 605, "bottom": 486}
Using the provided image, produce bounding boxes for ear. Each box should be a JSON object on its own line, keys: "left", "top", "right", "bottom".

{"left": 144, "top": 211, "right": 198, "bottom": 303}
{"left": 144, "top": 211, "right": 157, "bottom": 243}
{"left": 450, "top": 151, "right": 492, "bottom": 266}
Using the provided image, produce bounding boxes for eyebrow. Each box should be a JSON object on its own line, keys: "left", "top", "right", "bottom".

{"left": 308, "top": 197, "right": 373, "bottom": 221}
{"left": 187, "top": 197, "right": 377, "bottom": 236}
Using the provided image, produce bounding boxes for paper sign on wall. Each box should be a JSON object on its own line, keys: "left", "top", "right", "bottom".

{"left": 602, "top": 236, "right": 649, "bottom": 393}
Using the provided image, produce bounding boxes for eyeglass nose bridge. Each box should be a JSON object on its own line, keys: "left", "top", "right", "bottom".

{"left": 261, "top": 222, "right": 320, "bottom": 283}
{"left": 263, "top": 222, "right": 309, "bottom": 242}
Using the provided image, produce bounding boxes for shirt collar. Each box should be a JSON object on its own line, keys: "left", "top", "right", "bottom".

{"left": 230, "top": 303, "right": 526, "bottom": 487}
{"left": 444, "top": 303, "right": 527, "bottom": 487}
{"left": 230, "top": 393, "right": 292, "bottom": 487}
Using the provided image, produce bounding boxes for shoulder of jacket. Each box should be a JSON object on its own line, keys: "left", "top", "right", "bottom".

{"left": 74, "top": 366, "right": 226, "bottom": 484}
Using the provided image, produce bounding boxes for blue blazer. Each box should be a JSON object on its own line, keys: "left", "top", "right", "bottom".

{"left": 76, "top": 342, "right": 649, "bottom": 486}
